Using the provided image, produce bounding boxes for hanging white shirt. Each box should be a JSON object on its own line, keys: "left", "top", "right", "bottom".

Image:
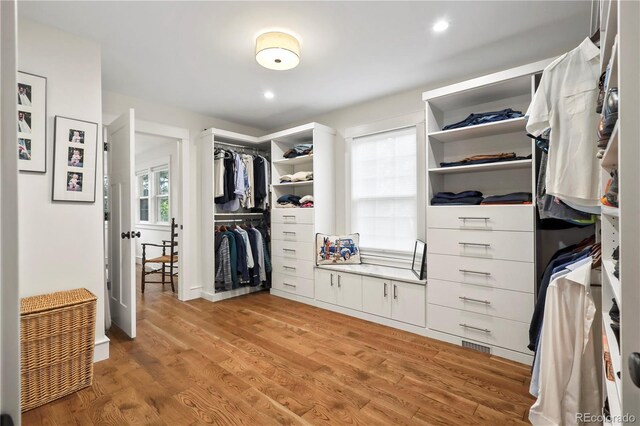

{"left": 529, "top": 258, "right": 601, "bottom": 426}
{"left": 526, "top": 37, "right": 600, "bottom": 208}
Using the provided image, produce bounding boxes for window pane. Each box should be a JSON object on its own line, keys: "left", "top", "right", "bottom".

{"left": 140, "top": 174, "right": 149, "bottom": 197}
{"left": 139, "top": 198, "right": 149, "bottom": 222}
{"left": 158, "top": 170, "right": 169, "bottom": 195}
{"left": 158, "top": 197, "right": 169, "bottom": 223}
{"left": 351, "top": 127, "right": 417, "bottom": 253}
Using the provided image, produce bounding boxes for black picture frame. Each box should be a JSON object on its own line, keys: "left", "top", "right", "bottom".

{"left": 17, "top": 71, "right": 47, "bottom": 173}
{"left": 412, "top": 240, "right": 427, "bottom": 280}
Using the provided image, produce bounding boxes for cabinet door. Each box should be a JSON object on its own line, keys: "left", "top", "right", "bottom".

{"left": 336, "top": 273, "right": 363, "bottom": 311}
{"left": 314, "top": 269, "right": 336, "bottom": 305}
{"left": 391, "top": 281, "right": 426, "bottom": 327}
{"left": 362, "top": 276, "right": 391, "bottom": 318}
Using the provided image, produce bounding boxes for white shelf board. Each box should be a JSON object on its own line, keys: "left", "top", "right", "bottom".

{"left": 601, "top": 205, "right": 620, "bottom": 218}
{"left": 604, "top": 260, "right": 621, "bottom": 305}
{"left": 429, "top": 159, "right": 532, "bottom": 174}
{"left": 603, "top": 313, "right": 623, "bottom": 407}
{"left": 272, "top": 154, "right": 314, "bottom": 166}
{"left": 601, "top": 122, "right": 619, "bottom": 170}
{"left": 428, "top": 117, "right": 527, "bottom": 143}
{"left": 272, "top": 181, "right": 314, "bottom": 188}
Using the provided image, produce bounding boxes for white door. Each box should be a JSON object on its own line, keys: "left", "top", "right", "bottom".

{"left": 391, "top": 281, "right": 426, "bottom": 327}
{"left": 362, "top": 276, "right": 391, "bottom": 318}
{"left": 314, "top": 269, "right": 336, "bottom": 304}
{"left": 336, "top": 273, "right": 363, "bottom": 311}
{"left": 107, "top": 109, "right": 136, "bottom": 338}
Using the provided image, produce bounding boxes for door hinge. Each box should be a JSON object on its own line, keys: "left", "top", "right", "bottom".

{"left": 104, "top": 142, "right": 108, "bottom": 152}
{"left": 104, "top": 212, "right": 110, "bottom": 221}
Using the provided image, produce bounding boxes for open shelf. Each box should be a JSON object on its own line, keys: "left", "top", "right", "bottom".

{"left": 604, "top": 260, "right": 621, "bottom": 305}
{"left": 428, "top": 117, "right": 527, "bottom": 143}
{"left": 601, "top": 205, "right": 620, "bottom": 218}
{"left": 272, "top": 181, "right": 314, "bottom": 188}
{"left": 429, "top": 159, "right": 532, "bottom": 174}
{"left": 602, "top": 345, "right": 623, "bottom": 425}
{"left": 601, "top": 122, "right": 619, "bottom": 170}
{"left": 272, "top": 154, "right": 313, "bottom": 166}
{"left": 603, "top": 313, "right": 622, "bottom": 404}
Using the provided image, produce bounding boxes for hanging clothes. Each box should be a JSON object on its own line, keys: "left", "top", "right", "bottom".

{"left": 526, "top": 37, "right": 600, "bottom": 211}
{"left": 214, "top": 149, "right": 225, "bottom": 198}
{"left": 215, "top": 153, "right": 236, "bottom": 205}
{"left": 221, "top": 153, "right": 246, "bottom": 212}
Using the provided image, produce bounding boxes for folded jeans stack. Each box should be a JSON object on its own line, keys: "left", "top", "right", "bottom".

{"left": 442, "top": 108, "right": 523, "bottom": 131}
{"left": 431, "top": 191, "right": 484, "bottom": 206}
{"left": 277, "top": 194, "right": 301, "bottom": 208}
{"left": 440, "top": 153, "right": 532, "bottom": 168}
{"left": 481, "top": 192, "right": 532, "bottom": 205}
{"left": 283, "top": 143, "right": 313, "bottom": 159}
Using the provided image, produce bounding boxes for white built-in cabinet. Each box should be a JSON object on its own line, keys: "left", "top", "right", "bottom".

{"left": 315, "top": 269, "right": 426, "bottom": 327}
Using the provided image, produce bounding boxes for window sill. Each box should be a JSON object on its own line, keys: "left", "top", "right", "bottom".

{"left": 136, "top": 223, "right": 171, "bottom": 231}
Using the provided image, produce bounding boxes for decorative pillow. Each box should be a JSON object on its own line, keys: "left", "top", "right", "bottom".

{"left": 316, "top": 233, "right": 361, "bottom": 265}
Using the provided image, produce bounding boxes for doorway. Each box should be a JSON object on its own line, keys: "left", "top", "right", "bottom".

{"left": 103, "top": 113, "right": 192, "bottom": 339}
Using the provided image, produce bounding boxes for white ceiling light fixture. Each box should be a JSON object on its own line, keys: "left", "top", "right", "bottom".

{"left": 432, "top": 19, "right": 449, "bottom": 33}
{"left": 264, "top": 90, "right": 275, "bottom": 100}
{"left": 255, "top": 31, "right": 301, "bottom": 71}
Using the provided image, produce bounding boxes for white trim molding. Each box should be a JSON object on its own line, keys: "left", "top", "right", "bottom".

{"left": 94, "top": 335, "right": 110, "bottom": 362}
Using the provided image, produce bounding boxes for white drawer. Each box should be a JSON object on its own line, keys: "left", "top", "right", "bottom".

{"left": 428, "top": 279, "right": 534, "bottom": 323}
{"left": 272, "top": 208, "right": 314, "bottom": 225}
{"left": 271, "top": 223, "right": 315, "bottom": 243}
{"left": 272, "top": 257, "right": 314, "bottom": 280}
{"left": 272, "top": 272, "right": 314, "bottom": 298}
{"left": 427, "top": 253, "right": 534, "bottom": 293}
{"left": 427, "top": 228, "right": 534, "bottom": 262}
{"left": 271, "top": 240, "right": 316, "bottom": 261}
{"left": 427, "top": 205, "right": 533, "bottom": 232}
{"left": 428, "top": 304, "right": 530, "bottom": 353}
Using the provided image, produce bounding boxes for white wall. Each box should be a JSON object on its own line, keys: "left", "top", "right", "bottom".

{"left": 17, "top": 19, "right": 108, "bottom": 359}
{"left": 134, "top": 136, "right": 178, "bottom": 263}
{"left": 103, "top": 91, "right": 263, "bottom": 295}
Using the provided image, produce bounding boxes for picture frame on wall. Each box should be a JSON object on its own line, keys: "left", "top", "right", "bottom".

{"left": 52, "top": 116, "right": 99, "bottom": 203}
{"left": 17, "top": 71, "right": 47, "bottom": 173}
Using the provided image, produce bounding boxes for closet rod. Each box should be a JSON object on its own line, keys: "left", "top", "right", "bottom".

{"left": 215, "top": 212, "right": 264, "bottom": 217}
{"left": 214, "top": 141, "right": 266, "bottom": 152}
{"left": 215, "top": 218, "right": 262, "bottom": 223}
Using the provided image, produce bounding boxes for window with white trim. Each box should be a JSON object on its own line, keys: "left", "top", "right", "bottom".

{"left": 136, "top": 165, "right": 170, "bottom": 225}
{"left": 350, "top": 127, "right": 417, "bottom": 254}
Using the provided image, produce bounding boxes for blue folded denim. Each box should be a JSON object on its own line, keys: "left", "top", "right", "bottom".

{"left": 432, "top": 191, "right": 483, "bottom": 200}
{"left": 481, "top": 192, "right": 532, "bottom": 204}
{"left": 431, "top": 196, "right": 484, "bottom": 205}
{"left": 277, "top": 194, "right": 301, "bottom": 205}
{"left": 443, "top": 108, "right": 523, "bottom": 131}
{"left": 440, "top": 154, "right": 531, "bottom": 168}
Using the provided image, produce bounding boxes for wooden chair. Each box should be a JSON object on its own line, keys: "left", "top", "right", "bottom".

{"left": 141, "top": 218, "right": 178, "bottom": 293}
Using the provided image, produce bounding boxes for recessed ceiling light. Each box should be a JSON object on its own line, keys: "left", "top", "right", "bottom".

{"left": 432, "top": 20, "right": 449, "bottom": 33}
{"left": 264, "top": 91, "right": 275, "bottom": 100}
{"left": 255, "top": 31, "right": 301, "bottom": 71}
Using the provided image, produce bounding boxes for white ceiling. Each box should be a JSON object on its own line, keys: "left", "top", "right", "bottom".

{"left": 19, "top": 1, "right": 591, "bottom": 130}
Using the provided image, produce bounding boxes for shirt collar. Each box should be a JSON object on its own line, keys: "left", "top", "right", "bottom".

{"left": 579, "top": 37, "right": 600, "bottom": 62}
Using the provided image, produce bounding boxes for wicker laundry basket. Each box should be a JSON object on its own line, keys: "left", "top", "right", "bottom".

{"left": 20, "top": 288, "right": 97, "bottom": 412}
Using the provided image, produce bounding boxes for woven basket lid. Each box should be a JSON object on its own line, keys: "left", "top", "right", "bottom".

{"left": 21, "top": 288, "right": 97, "bottom": 315}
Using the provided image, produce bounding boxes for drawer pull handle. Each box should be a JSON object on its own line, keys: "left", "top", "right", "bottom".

{"left": 459, "top": 323, "right": 491, "bottom": 333}
{"left": 458, "top": 216, "right": 489, "bottom": 221}
{"left": 458, "top": 242, "right": 491, "bottom": 247}
{"left": 330, "top": 274, "right": 334, "bottom": 286}
{"left": 283, "top": 215, "right": 296, "bottom": 218}
{"left": 337, "top": 275, "right": 341, "bottom": 288}
{"left": 459, "top": 269, "right": 491, "bottom": 276}
{"left": 283, "top": 248, "right": 296, "bottom": 253}
{"left": 283, "top": 231, "right": 296, "bottom": 235}
{"left": 383, "top": 282, "right": 388, "bottom": 297}
{"left": 458, "top": 296, "right": 491, "bottom": 305}
{"left": 283, "top": 282, "right": 297, "bottom": 288}
{"left": 283, "top": 265, "right": 296, "bottom": 270}
{"left": 393, "top": 284, "right": 398, "bottom": 300}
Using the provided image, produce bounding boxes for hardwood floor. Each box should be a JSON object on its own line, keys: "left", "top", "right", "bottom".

{"left": 23, "top": 276, "right": 534, "bottom": 425}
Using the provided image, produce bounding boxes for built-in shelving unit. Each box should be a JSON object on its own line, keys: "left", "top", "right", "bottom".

{"left": 427, "top": 117, "right": 527, "bottom": 143}
{"left": 598, "top": 0, "right": 640, "bottom": 421}
{"left": 272, "top": 181, "right": 314, "bottom": 188}
{"left": 272, "top": 154, "right": 313, "bottom": 166}
{"left": 428, "top": 159, "right": 532, "bottom": 174}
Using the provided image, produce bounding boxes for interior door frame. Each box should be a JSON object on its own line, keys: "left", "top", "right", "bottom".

{"left": 134, "top": 120, "right": 194, "bottom": 301}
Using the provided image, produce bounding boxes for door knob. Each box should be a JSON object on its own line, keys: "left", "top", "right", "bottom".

{"left": 132, "top": 231, "right": 141, "bottom": 238}
{"left": 121, "top": 231, "right": 130, "bottom": 239}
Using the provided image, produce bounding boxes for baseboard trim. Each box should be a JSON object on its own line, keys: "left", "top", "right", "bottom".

{"left": 94, "top": 335, "right": 110, "bottom": 362}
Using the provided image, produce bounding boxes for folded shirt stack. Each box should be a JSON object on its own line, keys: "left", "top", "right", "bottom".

{"left": 283, "top": 143, "right": 313, "bottom": 159}
{"left": 280, "top": 171, "right": 313, "bottom": 183}
{"left": 431, "top": 191, "right": 484, "bottom": 206}
{"left": 277, "top": 194, "right": 301, "bottom": 208}
{"left": 299, "top": 195, "right": 314, "bottom": 208}
{"left": 440, "top": 153, "right": 532, "bottom": 168}
{"left": 481, "top": 192, "right": 532, "bottom": 205}
{"left": 442, "top": 108, "right": 523, "bottom": 131}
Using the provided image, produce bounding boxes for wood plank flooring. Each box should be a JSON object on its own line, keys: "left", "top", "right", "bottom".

{"left": 23, "top": 276, "right": 534, "bottom": 425}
